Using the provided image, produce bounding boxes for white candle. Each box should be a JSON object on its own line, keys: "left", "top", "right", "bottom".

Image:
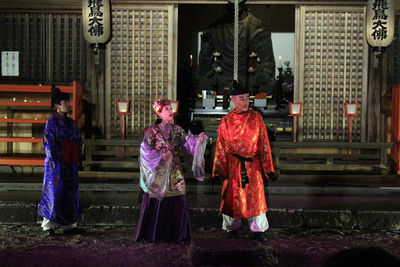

{"left": 190, "top": 54, "right": 193, "bottom": 67}
{"left": 278, "top": 56, "right": 282, "bottom": 68}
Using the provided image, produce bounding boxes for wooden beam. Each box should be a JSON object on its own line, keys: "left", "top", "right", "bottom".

{"left": 271, "top": 141, "right": 393, "bottom": 148}
{"left": 279, "top": 164, "right": 385, "bottom": 171}
{"left": 0, "top": 119, "right": 47, "bottom": 123}
{"left": 0, "top": 137, "right": 42, "bottom": 142}
{"left": 0, "top": 157, "right": 44, "bottom": 165}
{"left": 78, "top": 171, "right": 140, "bottom": 179}
{"left": 0, "top": 0, "right": 372, "bottom": 11}
{"left": 0, "top": 101, "right": 50, "bottom": 107}
{"left": 0, "top": 84, "right": 75, "bottom": 93}
{"left": 2, "top": 0, "right": 400, "bottom": 12}
{"left": 82, "top": 161, "right": 140, "bottom": 168}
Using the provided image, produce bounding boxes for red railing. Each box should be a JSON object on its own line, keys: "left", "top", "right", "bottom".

{"left": 392, "top": 84, "right": 400, "bottom": 175}
{"left": 0, "top": 81, "right": 82, "bottom": 166}
{"left": 0, "top": 81, "right": 82, "bottom": 127}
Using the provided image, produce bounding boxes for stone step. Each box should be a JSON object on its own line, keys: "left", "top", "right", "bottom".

{"left": 1, "top": 202, "right": 400, "bottom": 231}
{"left": 2, "top": 182, "right": 400, "bottom": 196}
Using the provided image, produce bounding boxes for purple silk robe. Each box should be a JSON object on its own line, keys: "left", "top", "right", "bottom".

{"left": 135, "top": 122, "right": 206, "bottom": 244}
{"left": 37, "top": 113, "right": 82, "bottom": 225}
{"left": 139, "top": 123, "right": 207, "bottom": 200}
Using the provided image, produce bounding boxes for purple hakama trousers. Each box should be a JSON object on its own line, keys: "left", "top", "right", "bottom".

{"left": 134, "top": 193, "right": 192, "bottom": 244}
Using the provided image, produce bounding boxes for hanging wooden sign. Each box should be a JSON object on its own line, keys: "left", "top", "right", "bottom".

{"left": 366, "top": 0, "right": 395, "bottom": 49}
{"left": 82, "top": 0, "right": 111, "bottom": 47}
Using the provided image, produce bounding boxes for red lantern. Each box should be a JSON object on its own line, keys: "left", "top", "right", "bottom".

{"left": 289, "top": 102, "right": 302, "bottom": 142}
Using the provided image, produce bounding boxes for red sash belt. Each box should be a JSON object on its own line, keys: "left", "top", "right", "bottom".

{"left": 61, "top": 140, "right": 79, "bottom": 164}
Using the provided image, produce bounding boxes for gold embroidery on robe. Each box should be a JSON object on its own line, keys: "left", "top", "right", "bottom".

{"left": 212, "top": 109, "right": 274, "bottom": 219}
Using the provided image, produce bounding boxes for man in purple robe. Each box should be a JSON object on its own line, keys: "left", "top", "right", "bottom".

{"left": 37, "top": 85, "right": 82, "bottom": 236}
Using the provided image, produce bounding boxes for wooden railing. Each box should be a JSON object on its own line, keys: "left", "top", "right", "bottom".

{"left": 81, "top": 138, "right": 210, "bottom": 180}
{"left": 0, "top": 81, "right": 82, "bottom": 166}
{"left": 82, "top": 139, "right": 141, "bottom": 171}
{"left": 271, "top": 142, "right": 393, "bottom": 175}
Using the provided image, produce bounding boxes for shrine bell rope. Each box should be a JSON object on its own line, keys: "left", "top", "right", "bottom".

{"left": 233, "top": 0, "right": 239, "bottom": 81}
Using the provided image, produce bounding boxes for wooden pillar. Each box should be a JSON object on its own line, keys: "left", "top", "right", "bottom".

{"left": 367, "top": 49, "right": 386, "bottom": 143}
{"left": 87, "top": 48, "right": 106, "bottom": 138}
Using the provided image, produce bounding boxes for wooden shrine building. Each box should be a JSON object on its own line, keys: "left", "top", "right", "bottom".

{"left": 0, "top": 0, "right": 400, "bottom": 176}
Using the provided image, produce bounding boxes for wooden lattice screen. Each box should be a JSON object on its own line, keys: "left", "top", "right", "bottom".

{"left": 388, "top": 15, "right": 400, "bottom": 86}
{"left": 0, "top": 12, "right": 88, "bottom": 84}
{"left": 0, "top": 12, "right": 88, "bottom": 155}
{"left": 106, "top": 5, "right": 177, "bottom": 138}
{"left": 297, "top": 6, "right": 368, "bottom": 141}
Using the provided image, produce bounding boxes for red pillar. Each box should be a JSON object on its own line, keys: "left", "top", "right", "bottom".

{"left": 392, "top": 85, "right": 400, "bottom": 175}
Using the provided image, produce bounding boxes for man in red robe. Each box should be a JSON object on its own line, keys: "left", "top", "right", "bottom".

{"left": 212, "top": 80, "right": 274, "bottom": 241}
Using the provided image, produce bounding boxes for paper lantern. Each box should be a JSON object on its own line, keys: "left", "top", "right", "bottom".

{"left": 366, "top": 0, "right": 395, "bottom": 51}
{"left": 288, "top": 102, "right": 302, "bottom": 142}
{"left": 82, "top": 0, "right": 111, "bottom": 51}
{"left": 171, "top": 101, "right": 179, "bottom": 114}
{"left": 117, "top": 100, "right": 130, "bottom": 115}
{"left": 289, "top": 102, "right": 302, "bottom": 117}
{"left": 345, "top": 103, "right": 358, "bottom": 117}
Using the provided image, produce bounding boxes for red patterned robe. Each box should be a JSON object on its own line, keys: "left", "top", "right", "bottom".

{"left": 212, "top": 109, "right": 274, "bottom": 219}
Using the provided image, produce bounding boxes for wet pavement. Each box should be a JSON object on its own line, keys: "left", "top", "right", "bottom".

{"left": 0, "top": 224, "right": 400, "bottom": 266}
{"left": 2, "top": 174, "right": 400, "bottom": 266}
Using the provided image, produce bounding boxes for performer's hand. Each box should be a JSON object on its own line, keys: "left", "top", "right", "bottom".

{"left": 199, "top": 132, "right": 207, "bottom": 142}
{"left": 267, "top": 171, "right": 278, "bottom": 181}
{"left": 218, "top": 175, "right": 227, "bottom": 182}
{"left": 161, "top": 151, "right": 172, "bottom": 161}
{"left": 174, "top": 178, "right": 184, "bottom": 191}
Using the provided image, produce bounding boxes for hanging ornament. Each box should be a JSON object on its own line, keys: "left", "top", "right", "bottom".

{"left": 366, "top": 0, "right": 395, "bottom": 54}
{"left": 82, "top": 0, "right": 111, "bottom": 54}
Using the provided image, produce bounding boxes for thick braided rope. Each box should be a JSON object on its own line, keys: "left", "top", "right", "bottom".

{"left": 233, "top": 0, "right": 239, "bottom": 81}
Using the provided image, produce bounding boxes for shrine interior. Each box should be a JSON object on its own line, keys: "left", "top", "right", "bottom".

{"left": 177, "top": 4, "right": 295, "bottom": 140}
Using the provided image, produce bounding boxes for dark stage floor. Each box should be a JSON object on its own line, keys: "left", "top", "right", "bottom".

{"left": 0, "top": 225, "right": 400, "bottom": 267}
